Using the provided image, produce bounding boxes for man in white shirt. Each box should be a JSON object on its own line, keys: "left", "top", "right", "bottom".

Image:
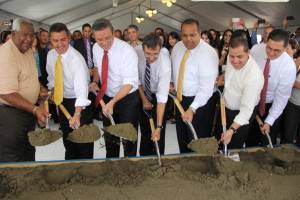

{"left": 215, "top": 35, "right": 264, "bottom": 149}
{"left": 46, "top": 23, "right": 93, "bottom": 160}
{"left": 136, "top": 33, "right": 171, "bottom": 156}
{"left": 171, "top": 18, "right": 219, "bottom": 153}
{"left": 127, "top": 24, "right": 142, "bottom": 48}
{"left": 91, "top": 19, "right": 139, "bottom": 158}
{"left": 248, "top": 29, "right": 296, "bottom": 146}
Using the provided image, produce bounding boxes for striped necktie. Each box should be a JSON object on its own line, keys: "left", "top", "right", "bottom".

{"left": 144, "top": 62, "right": 152, "bottom": 102}
{"left": 85, "top": 39, "right": 93, "bottom": 68}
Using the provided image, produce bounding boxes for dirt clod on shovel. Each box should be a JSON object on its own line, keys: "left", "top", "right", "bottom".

{"left": 188, "top": 137, "right": 219, "bottom": 156}
{"left": 67, "top": 124, "right": 101, "bottom": 143}
{"left": 103, "top": 123, "right": 137, "bottom": 141}
{"left": 28, "top": 129, "right": 62, "bottom": 146}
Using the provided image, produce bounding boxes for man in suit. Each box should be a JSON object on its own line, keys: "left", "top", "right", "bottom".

{"left": 73, "top": 23, "right": 100, "bottom": 120}
{"left": 73, "top": 23, "right": 95, "bottom": 69}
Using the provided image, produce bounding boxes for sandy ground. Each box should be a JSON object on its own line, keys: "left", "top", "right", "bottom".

{"left": 1, "top": 145, "right": 300, "bottom": 200}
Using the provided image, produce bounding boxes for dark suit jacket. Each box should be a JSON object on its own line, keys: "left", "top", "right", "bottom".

{"left": 73, "top": 38, "right": 96, "bottom": 68}
{"left": 37, "top": 46, "right": 49, "bottom": 87}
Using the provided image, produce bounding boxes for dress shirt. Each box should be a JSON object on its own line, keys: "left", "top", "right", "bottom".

{"left": 46, "top": 45, "right": 91, "bottom": 107}
{"left": 161, "top": 47, "right": 170, "bottom": 56}
{"left": 136, "top": 48, "right": 171, "bottom": 103}
{"left": 171, "top": 40, "right": 219, "bottom": 110}
{"left": 224, "top": 55, "right": 264, "bottom": 125}
{"left": 251, "top": 43, "right": 296, "bottom": 125}
{"left": 93, "top": 38, "right": 139, "bottom": 98}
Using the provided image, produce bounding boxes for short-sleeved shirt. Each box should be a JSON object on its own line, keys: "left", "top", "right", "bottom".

{"left": 0, "top": 40, "right": 40, "bottom": 106}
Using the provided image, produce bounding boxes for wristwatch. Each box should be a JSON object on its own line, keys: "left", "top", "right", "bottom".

{"left": 229, "top": 126, "right": 237, "bottom": 134}
{"left": 156, "top": 125, "right": 163, "bottom": 129}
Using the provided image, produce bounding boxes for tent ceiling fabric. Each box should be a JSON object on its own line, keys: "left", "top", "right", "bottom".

{"left": 0, "top": 0, "right": 299, "bottom": 32}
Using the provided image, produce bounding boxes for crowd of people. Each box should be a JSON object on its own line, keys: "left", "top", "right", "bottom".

{"left": 0, "top": 17, "right": 299, "bottom": 162}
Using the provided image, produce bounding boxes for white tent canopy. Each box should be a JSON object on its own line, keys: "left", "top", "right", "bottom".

{"left": 0, "top": 0, "right": 299, "bottom": 35}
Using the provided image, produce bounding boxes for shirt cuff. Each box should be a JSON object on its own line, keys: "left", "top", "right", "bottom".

{"left": 190, "top": 101, "right": 202, "bottom": 110}
{"left": 122, "top": 78, "right": 136, "bottom": 87}
{"left": 75, "top": 98, "right": 91, "bottom": 108}
{"left": 156, "top": 93, "right": 168, "bottom": 103}
{"left": 233, "top": 115, "right": 249, "bottom": 126}
{"left": 265, "top": 115, "right": 275, "bottom": 126}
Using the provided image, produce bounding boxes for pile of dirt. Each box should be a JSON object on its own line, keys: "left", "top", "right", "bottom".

{"left": 67, "top": 124, "right": 101, "bottom": 143}
{"left": 187, "top": 137, "right": 219, "bottom": 155}
{"left": 0, "top": 146, "right": 300, "bottom": 200}
{"left": 28, "top": 129, "right": 62, "bottom": 146}
{"left": 103, "top": 123, "right": 137, "bottom": 141}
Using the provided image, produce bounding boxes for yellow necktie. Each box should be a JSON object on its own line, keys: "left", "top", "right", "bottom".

{"left": 53, "top": 55, "right": 63, "bottom": 105}
{"left": 177, "top": 49, "right": 190, "bottom": 102}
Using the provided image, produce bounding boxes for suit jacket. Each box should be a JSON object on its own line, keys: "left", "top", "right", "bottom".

{"left": 37, "top": 46, "right": 49, "bottom": 87}
{"left": 73, "top": 38, "right": 96, "bottom": 68}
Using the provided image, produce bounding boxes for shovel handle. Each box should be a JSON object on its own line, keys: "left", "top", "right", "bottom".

{"left": 148, "top": 116, "right": 162, "bottom": 166}
{"left": 149, "top": 118, "right": 155, "bottom": 132}
{"left": 58, "top": 104, "right": 72, "bottom": 120}
{"left": 44, "top": 100, "right": 49, "bottom": 113}
{"left": 220, "top": 96, "right": 226, "bottom": 128}
{"left": 44, "top": 100, "right": 50, "bottom": 129}
{"left": 99, "top": 100, "right": 115, "bottom": 125}
{"left": 255, "top": 115, "right": 264, "bottom": 127}
{"left": 172, "top": 96, "right": 185, "bottom": 115}
{"left": 219, "top": 95, "right": 228, "bottom": 156}
{"left": 255, "top": 115, "right": 273, "bottom": 148}
{"left": 169, "top": 93, "right": 198, "bottom": 140}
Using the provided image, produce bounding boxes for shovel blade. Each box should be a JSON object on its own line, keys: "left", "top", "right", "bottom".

{"left": 103, "top": 123, "right": 137, "bottom": 141}
{"left": 28, "top": 129, "right": 62, "bottom": 146}
{"left": 67, "top": 124, "right": 102, "bottom": 143}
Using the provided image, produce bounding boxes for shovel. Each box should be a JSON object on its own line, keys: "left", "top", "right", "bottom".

{"left": 255, "top": 115, "right": 273, "bottom": 148}
{"left": 168, "top": 92, "right": 218, "bottom": 156}
{"left": 215, "top": 88, "right": 228, "bottom": 156}
{"left": 28, "top": 97, "right": 63, "bottom": 147}
{"left": 215, "top": 86, "right": 240, "bottom": 161}
{"left": 58, "top": 104, "right": 101, "bottom": 143}
{"left": 143, "top": 110, "right": 162, "bottom": 166}
{"left": 99, "top": 100, "right": 138, "bottom": 142}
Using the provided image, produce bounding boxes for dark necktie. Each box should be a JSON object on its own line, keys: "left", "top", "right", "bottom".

{"left": 96, "top": 50, "right": 108, "bottom": 107}
{"left": 144, "top": 62, "right": 152, "bottom": 102}
{"left": 259, "top": 59, "right": 270, "bottom": 116}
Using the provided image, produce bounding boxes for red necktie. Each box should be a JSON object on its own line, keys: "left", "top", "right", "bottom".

{"left": 259, "top": 59, "right": 270, "bottom": 116}
{"left": 95, "top": 50, "right": 108, "bottom": 107}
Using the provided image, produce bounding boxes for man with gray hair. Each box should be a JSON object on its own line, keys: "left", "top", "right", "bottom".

{"left": 0, "top": 18, "right": 48, "bottom": 162}
{"left": 91, "top": 18, "right": 139, "bottom": 158}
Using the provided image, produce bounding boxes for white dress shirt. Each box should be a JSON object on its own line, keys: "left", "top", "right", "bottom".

{"left": 224, "top": 55, "right": 264, "bottom": 126}
{"left": 161, "top": 47, "right": 170, "bottom": 56}
{"left": 136, "top": 48, "right": 171, "bottom": 103}
{"left": 251, "top": 43, "right": 296, "bottom": 125}
{"left": 93, "top": 38, "right": 139, "bottom": 98}
{"left": 171, "top": 40, "right": 219, "bottom": 110}
{"left": 46, "top": 45, "right": 91, "bottom": 107}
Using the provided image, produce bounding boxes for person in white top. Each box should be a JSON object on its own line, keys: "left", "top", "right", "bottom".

{"left": 136, "top": 33, "right": 171, "bottom": 156}
{"left": 215, "top": 35, "right": 264, "bottom": 149}
{"left": 46, "top": 23, "right": 93, "bottom": 160}
{"left": 127, "top": 24, "right": 142, "bottom": 48}
{"left": 171, "top": 18, "right": 219, "bottom": 153}
{"left": 248, "top": 29, "right": 296, "bottom": 147}
{"left": 91, "top": 19, "right": 139, "bottom": 158}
